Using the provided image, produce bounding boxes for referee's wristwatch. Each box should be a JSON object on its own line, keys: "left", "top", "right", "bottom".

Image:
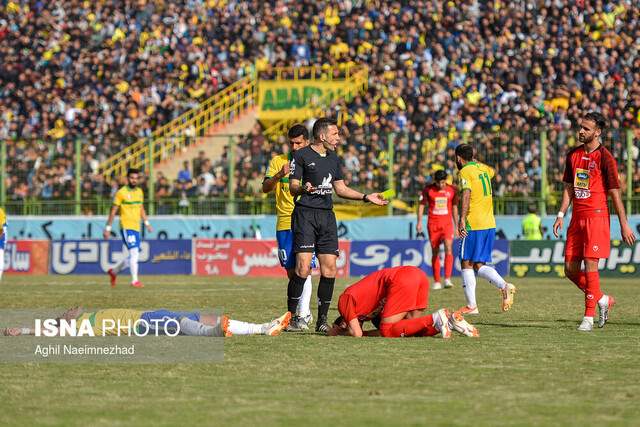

{"left": 362, "top": 194, "right": 370, "bottom": 203}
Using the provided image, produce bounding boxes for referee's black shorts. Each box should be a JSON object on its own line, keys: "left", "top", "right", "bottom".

{"left": 291, "top": 206, "right": 339, "bottom": 256}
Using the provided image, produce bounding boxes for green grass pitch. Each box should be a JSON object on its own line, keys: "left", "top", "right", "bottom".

{"left": 1, "top": 275, "right": 639, "bottom": 427}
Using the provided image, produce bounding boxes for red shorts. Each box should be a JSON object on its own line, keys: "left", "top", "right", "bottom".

{"left": 381, "top": 268, "right": 429, "bottom": 318}
{"left": 565, "top": 216, "right": 610, "bottom": 261}
{"left": 428, "top": 221, "right": 454, "bottom": 248}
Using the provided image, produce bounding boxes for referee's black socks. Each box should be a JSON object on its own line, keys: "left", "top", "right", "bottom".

{"left": 287, "top": 274, "right": 306, "bottom": 314}
{"left": 317, "top": 276, "right": 335, "bottom": 318}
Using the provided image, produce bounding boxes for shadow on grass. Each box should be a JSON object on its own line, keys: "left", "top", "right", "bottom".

{"left": 475, "top": 322, "right": 554, "bottom": 329}
{"left": 555, "top": 319, "right": 640, "bottom": 326}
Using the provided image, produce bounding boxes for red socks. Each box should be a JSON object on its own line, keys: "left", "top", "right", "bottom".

{"left": 432, "top": 254, "right": 441, "bottom": 283}
{"left": 379, "top": 315, "right": 438, "bottom": 338}
{"left": 584, "top": 271, "right": 603, "bottom": 317}
{"left": 444, "top": 254, "right": 453, "bottom": 279}
{"left": 566, "top": 271, "right": 587, "bottom": 293}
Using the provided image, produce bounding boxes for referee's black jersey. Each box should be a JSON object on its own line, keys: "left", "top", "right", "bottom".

{"left": 290, "top": 146, "right": 343, "bottom": 210}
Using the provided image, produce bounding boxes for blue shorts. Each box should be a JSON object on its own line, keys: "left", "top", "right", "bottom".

{"left": 460, "top": 228, "right": 495, "bottom": 263}
{"left": 0, "top": 225, "right": 6, "bottom": 249}
{"left": 139, "top": 309, "right": 200, "bottom": 335}
{"left": 121, "top": 229, "right": 141, "bottom": 249}
{"left": 276, "top": 229, "right": 317, "bottom": 270}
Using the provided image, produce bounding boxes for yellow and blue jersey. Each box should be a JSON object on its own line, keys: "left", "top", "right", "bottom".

{"left": 77, "top": 309, "right": 144, "bottom": 336}
{"left": 458, "top": 162, "right": 496, "bottom": 231}
{"left": 113, "top": 186, "right": 144, "bottom": 231}
{"left": 0, "top": 207, "right": 6, "bottom": 249}
{"left": 77, "top": 309, "right": 201, "bottom": 336}
{"left": 265, "top": 153, "right": 295, "bottom": 231}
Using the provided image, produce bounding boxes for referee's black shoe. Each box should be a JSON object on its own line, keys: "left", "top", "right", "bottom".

{"left": 316, "top": 315, "right": 329, "bottom": 334}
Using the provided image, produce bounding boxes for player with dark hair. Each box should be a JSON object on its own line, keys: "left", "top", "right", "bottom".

{"left": 417, "top": 169, "right": 459, "bottom": 290}
{"left": 553, "top": 112, "right": 636, "bottom": 332}
{"left": 327, "top": 266, "right": 478, "bottom": 338}
{"left": 262, "top": 124, "right": 315, "bottom": 331}
{"left": 455, "top": 144, "right": 516, "bottom": 315}
{"left": 289, "top": 117, "right": 387, "bottom": 333}
{"left": 104, "top": 168, "right": 152, "bottom": 288}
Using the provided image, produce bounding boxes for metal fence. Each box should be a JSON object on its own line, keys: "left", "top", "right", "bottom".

{"left": 2, "top": 127, "right": 639, "bottom": 216}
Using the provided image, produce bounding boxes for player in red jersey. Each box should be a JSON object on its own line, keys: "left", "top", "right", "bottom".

{"left": 327, "top": 266, "right": 478, "bottom": 338}
{"left": 417, "top": 170, "right": 459, "bottom": 290}
{"left": 553, "top": 112, "right": 636, "bottom": 332}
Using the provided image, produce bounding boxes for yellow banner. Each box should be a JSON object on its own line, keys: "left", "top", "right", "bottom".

{"left": 258, "top": 80, "right": 349, "bottom": 121}
{"left": 333, "top": 200, "right": 415, "bottom": 220}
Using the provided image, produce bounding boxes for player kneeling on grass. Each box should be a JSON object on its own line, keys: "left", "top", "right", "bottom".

{"left": 327, "top": 266, "right": 478, "bottom": 338}
{"left": 2, "top": 307, "right": 291, "bottom": 337}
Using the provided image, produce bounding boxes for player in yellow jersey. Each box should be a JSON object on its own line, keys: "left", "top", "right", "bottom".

{"left": 0, "top": 207, "right": 6, "bottom": 281}
{"left": 2, "top": 307, "right": 291, "bottom": 337}
{"left": 454, "top": 144, "right": 516, "bottom": 315}
{"left": 262, "top": 124, "right": 315, "bottom": 331}
{"left": 103, "top": 168, "right": 152, "bottom": 288}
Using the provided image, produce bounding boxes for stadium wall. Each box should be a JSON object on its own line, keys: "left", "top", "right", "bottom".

{"left": 7, "top": 215, "right": 640, "bottom": 241}
{"left": 6, "top": 237, "right": 640, "bottom": 278}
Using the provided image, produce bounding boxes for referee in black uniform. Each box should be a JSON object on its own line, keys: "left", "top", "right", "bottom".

{"left": 288, "top": 118, "right": 387, "bottom": 333}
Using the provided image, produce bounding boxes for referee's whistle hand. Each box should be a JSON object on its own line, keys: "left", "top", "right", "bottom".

{"left": 367, "top": 193, "right": 388, "bottom": 206}
{"left": 304, "top": 182, "right": 316, "bottom": 193}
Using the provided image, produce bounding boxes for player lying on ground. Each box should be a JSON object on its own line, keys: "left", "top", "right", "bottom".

{"left": 553, "top": 112, "right": 636, "bottom": 332}
{"left": 1, "top": 308, "right": 291, "bottom": 337}
{"left": 327, "top": 266, "right": 478, "bottom": 338}
{"left": 454, "top": 144, "right": 516, "bottom": 315}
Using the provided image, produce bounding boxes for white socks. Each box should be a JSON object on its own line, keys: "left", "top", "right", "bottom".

{"left": 477, "top": 265, "right": 506, "bottom": 290}
{"left": 113, "top": 255, "right": 130, "bottom": 274}
{"left": 129, "top": 247, "right": 139, "bottom": 283}
{"left": 0, "top": 248, "right": 4, "bottom": 281}
{"left": 462, "top": 269, "right": 477, "bottom": 308}
{"left": 113, "top": 248, "right": 139, "bottom": 283}
{"left": 598, "top": 295, "right": 608, "bottom": 307}
{"left": 228, "top": 320, "right": 265, "bottom": 335}
{"left": 297, "top": 275, "right": 312, "bottom": 318}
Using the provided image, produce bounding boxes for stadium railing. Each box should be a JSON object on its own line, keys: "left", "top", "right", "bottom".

{"left": 96, "top": 72, "right": 258, "bottom": 183}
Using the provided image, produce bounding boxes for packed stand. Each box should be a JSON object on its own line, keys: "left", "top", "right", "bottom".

{"left": 1, "top": 0, "right": 639, "bottom": 204}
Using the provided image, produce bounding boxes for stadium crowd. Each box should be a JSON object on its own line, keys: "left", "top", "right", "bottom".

{"left": 1, "top": 0, "right": 639, "bottom": 205}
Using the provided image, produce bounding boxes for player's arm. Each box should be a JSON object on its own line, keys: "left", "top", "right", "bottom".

{"left": 416, "top": 192, "right": 426, "bottom": 235}
{"left": 347, "top": 317, "right": 363, "bottom": 337}
{"left": 452, "top": 191, "right": 460, "bottom": 238}
{"left": 552, "top": 183, "right": 573, "bottom": 238}
{"left": 458, "top": 189, "right": 470, "bottom": 237}
{"left": 1, "top": 327, "right": 34, "bottom": 336}
{"left": 141, "top": 205, "right": 153, "bottom": 232}
{"left": 333, "top": 180, "right": 388, "bottom": 206}
{"left": 103, "top": 204, "right": 119, "bottom": 239}
{"left": 262, "top": 158, "right": 288, "bottom": 193}
{"left": 416, "top": 203, "right": 425, "bottom": 235}
{"left": 609, "top": 188, "right": 636, "bottom": 245}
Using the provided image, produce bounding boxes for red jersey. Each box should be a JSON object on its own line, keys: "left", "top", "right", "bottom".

{"left": 562, "top": 144, "right": 619, "bottom": 220}
{"left": 339, "top": 266, "right": 424, "bottom": 322}
{"left": 419, "top": 183, "right": 458, "bottom": 225}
